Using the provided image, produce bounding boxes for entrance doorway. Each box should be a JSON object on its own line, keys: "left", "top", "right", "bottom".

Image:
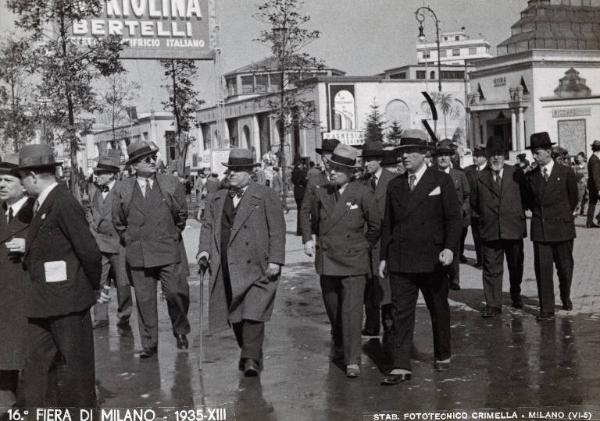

{"left": 487, "top": 111, "right": 512, "bottom": 155}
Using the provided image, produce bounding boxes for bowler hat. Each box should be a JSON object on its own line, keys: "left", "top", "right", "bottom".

{"left": 526, "top": 132, "right": 555, "bottom": 150}
{"left": 94, "top": 149, "right": 121, "bottom": 173}
{"left": 18, "top": 144, "right": 62, "bottom": 170}
{"left": 473, "top": 147, "right": 486, "bottom": 157}
{"left": 486, "top": 135, "right": 506, "bottom": 156}
{"left": 222, "top": 148, "right": 260, "bottom": 169}
{"left": 127, "top": 141, "right": 157, "bottom": 164}
{"left": 397, "top": 129, "right": 432, "bottom": 152}
{"left": 0, "top": 153, "right": 21, "bottom": 177}
{"left": 591, "top": 140, "right": 600, "bottom": 151}
{"left": 360, "top": 141, "right": 385, "bottom": 158}
{"left": 315, "top": 138, "right": 340, "bottom": 155}
{"left": 433, "top": 139, "right": 455, "bottom": 156}
{"left": 328, "top": 144, "right": 360, "bottom": 168}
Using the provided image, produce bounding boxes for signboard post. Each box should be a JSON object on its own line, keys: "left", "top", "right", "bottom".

{"left": 71, "top": 0, "right": 216, "bottom": 60}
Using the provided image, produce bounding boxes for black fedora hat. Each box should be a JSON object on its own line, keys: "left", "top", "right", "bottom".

{"left": 473, "top": 146, "right": 487, "bottom": 157}
{"left": 222, "top": 148, "right": 260, "bottom": 169}
{"left": 94, "top": 149, "right": 121, "bottom": 173}
{"left": 591, "top": 140, "right": 600, "bottom": 151}
{"left": 381, "top": 149, "right": 399, "bottom": 166}
{"left": 316, "top": 138, "right": 340, "bottom": 155}
{"left": 486, "top": 135, "right": 506, "bottom": 156}
{"left": 127, "top": 141, "right": 157, "bottom": 164}
{"left": 18, "top": 144, "right": 62, "bottom": 170}
{"left": 360, "top": 141, "right": 385, "bottom": 158}
{"left": 397, "top": 129, "right": 432, "bottom": 152}
{"left": 526, "top": 132, "right": 555, "bottom": 150}
{"left": 328, "top": 144, "right": 360, "bottom": 168}
{"left": 433, "top": 139, "right": 455, "bottom": 156}
{"left": 0, "top": 153, "right": 21, "bottom": 177}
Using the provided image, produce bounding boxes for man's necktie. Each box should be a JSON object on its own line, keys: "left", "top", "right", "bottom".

{"left": 409, "top": 174, "right": 416, "bottom": 191}
{"left": 228, "top": 188, "right": 244, "bottom": 199}
{"left": 7, "top": 207, "right": 13, "bottom": 223}
{"left": 494, "top": 170, "right": 502, "bottom": 187}
{"left": 543, "top": 167, "right": 549, "bottom": 182}
{"left": 370, "top": 175, "right": 378, "bottom": 191}
{"left": 33, "top": 200, "right": 40, "bottom": 215}
{"left": 99, "top": 185, "right": 109, "bottom": 193}
{"left": 138, "top": 179, "right": 147, "bottom": 197}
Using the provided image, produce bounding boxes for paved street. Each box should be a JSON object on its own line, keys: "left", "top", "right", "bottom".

{"left": 94, "top": 211, "right": 600, "bottom": 420}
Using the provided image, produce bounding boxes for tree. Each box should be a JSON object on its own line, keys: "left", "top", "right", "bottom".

{"left": 0, "top": 36, "right": 35, "bottom": 152}
{"left": 99, "top": 73, "right": 140, "bottom": 147}
{"left": 364, "top": 101, "right": 385, "bottom": 143}
{"left": 254, "top": 0, "right": 322, "bottom": 195}
{"left": 160, "top": 59, "right": 204, "bottom": 175}
{"left": 7, "top": 0, "right": 124, "bottom": 200}
{"left": 429, "top": 91, "right": 460, "bottom": 139}
{"left": 386, "top": 120, "right": 403, "bottom": 145}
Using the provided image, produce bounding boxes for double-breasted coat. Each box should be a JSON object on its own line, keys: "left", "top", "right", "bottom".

{"left": 0, "top": 198, "right": 34, "bottom": 370}
{"left": 198, "top": 182, "right": 286, "bottom": 331}
{"left": 90, "top": 187, "right": 121, "bottom": 254}
{"left": 311, "top": 181, "right": 379, "bottom": 276}
{"left": 447, "top": 167, "right": 471, "bottom": 228}
{"left": 471, "top": 165, "right": 528, "bottom": 241}
{"left": 524, "top": 163, "right": 578, "bottom": 242}
{"left": 365, "top": 169, "right": 396, "bottom": 274}
{"left": 300, "top": 171, "right": 329, "bottom": 242}
{"left": 587, "top": 154, "right": 600, "bottom": 200}
{"left": 381, "top": 168, "right": 462, "bottom": 274}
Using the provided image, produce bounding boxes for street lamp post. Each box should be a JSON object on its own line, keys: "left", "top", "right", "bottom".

{"left": 416, "top": 6, "right": 442, "bottom": 93}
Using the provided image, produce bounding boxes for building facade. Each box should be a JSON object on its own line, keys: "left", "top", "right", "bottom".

{"left": 417, "top": 28, "right": 492, "bottom": 66}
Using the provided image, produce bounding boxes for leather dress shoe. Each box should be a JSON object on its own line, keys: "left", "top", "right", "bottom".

{"left": 92, "top": 320, "right": 109, "bottom": 329}
{"left": 243, "top": 359, "right": 260, "bottom": 377}
{"left": 345, "top": 364, "right": 360, "bottom": 378}
{"left": 175, "top": 334, "right": 189, "bottom": 350}
{"left": 434, "top": 360, "right": 451, "bottom": 371}
{"left": 586, "top": 222, "right": 600, "bottom": 228}
{"left": 381, "top": 372, "right": 411, "bottom": 385}
{"left": 361, "top": 328, "right": 380, "bottom": 337}
{"left": 511, "top": 298, "right": 524, "bottom": 309}
{"left": 562, "top": 300, "right": 573, "bottom": 311}
{"left": 449, "top": 282, "right": 461, "bottom": 291}
{"left": 481, "top": 306, "right": 502, "bottom": 318}
{"left": 139, "top": 346, "right": 158, "bottom": 359}
{"left": 536, "top": 312, "right": 555, "bottom": 321}
{"left": 474, "top": 261, "right": 483, "bottom": 268}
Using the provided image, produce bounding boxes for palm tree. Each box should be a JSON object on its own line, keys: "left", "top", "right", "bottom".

{"left": 430, "top": 92, "right": 459, "bottom": 139}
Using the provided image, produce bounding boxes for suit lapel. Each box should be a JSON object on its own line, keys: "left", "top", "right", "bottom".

{"left": 211, "top": 191, "right": 226, "bottom": 254}
{"left": 0, "top": 198, "right": 34, "bottom": 243}
{"left": 405, "top": 168, "right": 438, "bottom": 217}
{"left": 228, "top": 183, "right": 260, "bottom": 246}
{"left": 26, "top": 187, "right": 58, "bottom": 256}
{"left": 480, "top": 168, "right": 500, "bottom": 197}
{"left": 319, "top": 183, "right": 353, "bottom": 236}
{"left": 375, "top": 169, "right": 393, "bottom": 201}
{"left": 315, "top": 183, "right": 337, "bottom": 217}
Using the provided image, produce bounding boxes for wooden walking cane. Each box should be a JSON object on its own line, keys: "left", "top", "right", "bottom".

{"left": 197, "top": 263, "right": 208, "bottom": 371}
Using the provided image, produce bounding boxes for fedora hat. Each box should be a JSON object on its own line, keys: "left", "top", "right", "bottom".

{"left": 397, "top": 129, "right": 432, "bottom": 152}
{"left": 433, "top": 139, "right": 455, "bottom": 156}
{"left": 94, "top": 149, "right": 121, "bottom": 173}
{"left": 328, "top": 144, "right": 360, "bottom": 168}
{"left": 126, "top": 141, "right": 157, "bottom": 164}
{"left": 473, "top": 146, "right": 486, "bottom": 157}
{"left": 591, "top": 140, "right": 600, "bottom": 151}
{"left": 360, "top": 141, "right": 385, "bottom": 158}
{"left": 486, "top": 135, "right": 506, "bottom": 156}
{"left": 222, "top": 148, "right": 260, "bottom": 169}
{"left": 526, "top": 132, "right": 555, "bottom": 150}
{"left": 0, "top": 153, "right": 21, "bottom": 177}
{"left": 18, "top": 144, "right": 62, "bottom": 170}
{"left": 315, "top": 138, "right": 340, "bottom": 155}
{"left": 381, "top": 149, "right": 399, "bottom": 166}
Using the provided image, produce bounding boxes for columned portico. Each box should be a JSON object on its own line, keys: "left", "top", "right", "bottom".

{"left": 511, "top": 110, "right": 518, "bottom": 151}
{"left": 517, "top": 107, "right": 525, "bottom": 150}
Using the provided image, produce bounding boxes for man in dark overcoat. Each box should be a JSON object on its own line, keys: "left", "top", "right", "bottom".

{"left": 433, "top": 139, "right": 471, "bottom": 291}
{"left": 291, "top": 161, "right": 308, "bottom": 235}
{"left": 586, "top": 140, "right": 600, "bottom": 228}
{"left": 359, "top": 141, "right": 397, "bottom": 337}
{"left": 303, "top": 144, "right": 379, "bottom": 378}
{"left": 197, "top": 149, "right": 285, "bottom": 377}
{"left": 463, "top": 146, "right": 488, "bottom": 266}
{"left": 0, "top": 154, "right": 34, "bottom": 410}
{"left": 471, "top": 136, "right": 527, "bottom": 317}
{"left": 379, "top": 130, "right": 462, "bottom": 385}
{"left": 16, "top": 144, "right": 102, "bottom": 408}
{"left": 89, "top": 150, "right": 132, "bottom": 329}
{"left": 112, "top": 141, "right": 190, "bottom": 358}
{"left": 524, "top": 132, "right": 578, "bottom": 320}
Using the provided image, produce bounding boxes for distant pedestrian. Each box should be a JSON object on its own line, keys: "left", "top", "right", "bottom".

{"left": 197, "top": 149, "right": 285, "bottom": 377}
{"left": 16, "top": 144, "right": 102, "bottom": 408}
{"left": 463, "top": 146, "right": 488, "bottom": 267}
{"left": 524, "top": 132, "right": 578, "bottom": 320}
{"left": 586, "top": 140, "right": 600, "bottom": 228}
{"left": 291, "top": 162, "right": 308, "bottom": 235}
{"left": 573, "top": 152, "right": 588, "bottom": 216}
{"left": 303, "top": 144, "right": 379, "bottom": 378}
{"left": 471, "top": 136, "right": 527, "bottom": 318}
{"left": 379, "top": 130, "right": 461, "bottom": 385}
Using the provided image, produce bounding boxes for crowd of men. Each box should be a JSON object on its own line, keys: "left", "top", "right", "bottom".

{"left": 0, "top": 127, "right": 596, "bottom": 410}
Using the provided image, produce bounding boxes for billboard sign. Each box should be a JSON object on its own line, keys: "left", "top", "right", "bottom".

{"left": 72, "top": 0, "right": 215, "bottom": 60}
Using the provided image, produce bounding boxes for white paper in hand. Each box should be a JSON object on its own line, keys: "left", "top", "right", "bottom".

{"left": 44, "top": 261, "right": 67, "bottom": 283}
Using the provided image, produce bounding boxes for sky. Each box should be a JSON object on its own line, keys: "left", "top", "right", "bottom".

{"left": 0, "top": 0, "right": 526, "bottom": 111}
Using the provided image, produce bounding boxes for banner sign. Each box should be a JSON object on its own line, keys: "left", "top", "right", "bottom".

{"left": 72, "top": 0, "right": 215, "bottom": 60}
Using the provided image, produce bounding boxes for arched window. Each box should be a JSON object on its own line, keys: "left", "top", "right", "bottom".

{"left": 385, "top": 100, "right": 411, "bottom": 130}
{"left": 333, "top": 90, "right": 356, "bottom": 130}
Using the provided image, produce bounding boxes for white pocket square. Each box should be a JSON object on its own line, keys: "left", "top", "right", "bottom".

{"left": 428, "top": 186, "right": 441, "bottom": 196}
{"left": 349, "top": 204, "right": 359, "bottom": 210}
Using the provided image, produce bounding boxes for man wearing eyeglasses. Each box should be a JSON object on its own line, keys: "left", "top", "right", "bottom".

{"left": 112, "top": 141, "right": 190, "bottom": 358}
